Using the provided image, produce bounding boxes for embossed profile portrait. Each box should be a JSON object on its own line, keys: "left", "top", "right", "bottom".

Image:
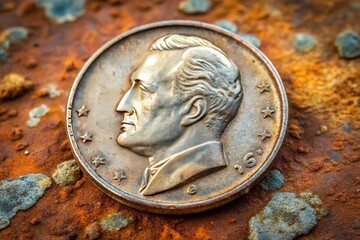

{"left": 116, "top": 34, "right": 243, "bottom": 196}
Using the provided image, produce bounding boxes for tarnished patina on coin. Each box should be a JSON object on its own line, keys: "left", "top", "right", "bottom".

{"left": 66, "top": 21, "right": 288, "bottom": 214}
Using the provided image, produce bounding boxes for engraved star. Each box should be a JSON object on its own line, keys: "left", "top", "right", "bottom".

{"left": 256, "top": 80, "right": 271, "bottom": 93}
{"left": 76, "top": 105, "right": 90, "bottom": 117}
{"left": 258, "top": 130, "right": 272, "bottom": 141}
{"left": 80, "top": 132, "right": 93, "bottom": 143}
{"left": 256, "top": 149, "right": 263, "bottom": 155}
{"left": 261, "top": 107, "right": 275, "bottom": 118}
{"left": 92, "top": 155, "right": 106, "bottom": 168}
{"left": 113, "top": 170, "right": 127, "bottom": 182}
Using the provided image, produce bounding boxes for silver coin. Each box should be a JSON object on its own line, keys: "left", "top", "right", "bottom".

{"left": 66, "top": 20, "right": 288, "bottom": 214}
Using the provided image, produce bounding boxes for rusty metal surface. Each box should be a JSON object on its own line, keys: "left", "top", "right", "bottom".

{"left": 0, "top": 0, "right": 359, "bottom": 239}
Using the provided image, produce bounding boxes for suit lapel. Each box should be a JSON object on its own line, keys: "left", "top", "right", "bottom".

{"left": 140, "top": 141, "right": 227, "bottom": 196}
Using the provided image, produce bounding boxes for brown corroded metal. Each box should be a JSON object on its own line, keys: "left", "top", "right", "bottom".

{"left": 0, "top": 0, "right": 359, "bottom": 239}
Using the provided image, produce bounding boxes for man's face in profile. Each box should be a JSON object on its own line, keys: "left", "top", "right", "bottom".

{"left": 116, "top": 51, "right": 184, "bottom": 157}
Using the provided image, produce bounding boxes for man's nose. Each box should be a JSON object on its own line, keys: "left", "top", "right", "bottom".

{"left": 116, "top": 89, "right": 134, "bottom": 113}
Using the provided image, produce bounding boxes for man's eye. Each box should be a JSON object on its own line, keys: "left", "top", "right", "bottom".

{"left": 139, "top": 84, "right": 150, "bottom": 92}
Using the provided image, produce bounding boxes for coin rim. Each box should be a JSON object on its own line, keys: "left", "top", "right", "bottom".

{"left": 66, "top": 20, "right": 288, "bottom": 214}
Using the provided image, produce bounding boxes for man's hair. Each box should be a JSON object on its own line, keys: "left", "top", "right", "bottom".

{"left": 150, "top": 34, "right": 243, "bottom": 136}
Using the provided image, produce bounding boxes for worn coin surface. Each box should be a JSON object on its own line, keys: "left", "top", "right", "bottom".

{"left": 66, "top": 20, "right": 288, "bottom": 214}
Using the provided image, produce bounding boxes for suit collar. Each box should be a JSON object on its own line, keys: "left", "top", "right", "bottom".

{"left": 140, "top": 141, "right": 227, "bottom": 196}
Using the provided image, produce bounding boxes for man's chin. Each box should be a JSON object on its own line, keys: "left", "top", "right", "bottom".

{"left": 117, "top": 133, "right": 151, "bottom": 157}
{"left": 117, "top": 133, "right": 131, "bottom": 147}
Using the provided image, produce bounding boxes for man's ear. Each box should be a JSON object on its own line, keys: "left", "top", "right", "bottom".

{"left": 180, "top": 97, "right": 208, "bottom": 126}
